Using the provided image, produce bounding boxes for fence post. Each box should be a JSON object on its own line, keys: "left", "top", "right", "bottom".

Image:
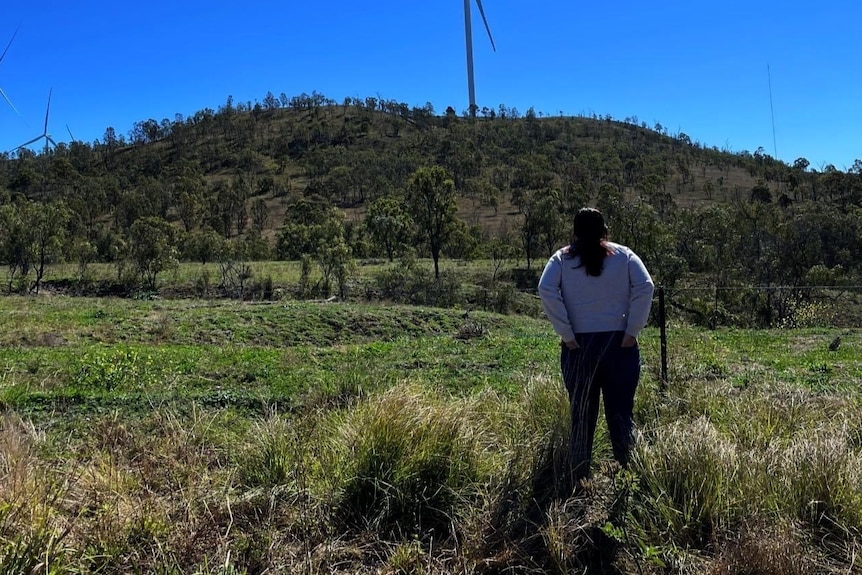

{"left": 658, "top": 285, "right": 668, "bottom": 392}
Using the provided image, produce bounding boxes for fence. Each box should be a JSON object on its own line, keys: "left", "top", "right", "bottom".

{"left": 654, "top": 284, "right": 862, "bottom": 391}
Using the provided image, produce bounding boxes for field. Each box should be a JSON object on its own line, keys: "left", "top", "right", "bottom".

{"left": 1, "top": 294, "right": 861, "bottom": 574}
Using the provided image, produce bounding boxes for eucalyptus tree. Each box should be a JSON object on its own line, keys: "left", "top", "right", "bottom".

{"left": 0, "top": 199, "right": 68, "bottom": 293}
{"left": 0, "top": 200, "right": 31, "bottom": 292}
{"left": 31, "top": 200, "right": 70, "bottom": 293}
{"left": 318, "top": 238, "right": 354, "bottom": 298}
{"left": 276, "top": 195, "right": 346, "bottom": 261}
{"left": 511, "top": 187, "right": 562, "bottom": 270}
{"left": 405, "top": 166, "right": 457, "bottom": 278}
{"left": 365, "top": 196, "right": 413, "bottom": 262}
{"left": 251, "top": 198, "right": 269, "bottom": 232}
{"left": 487, "top": 233, "right": 518, "bottom": 285}
{"left": 129, "top": 216, "right": 179, "bottom": 291}
{"left": 66, "top": 178, "right": 107, "bottom": 240}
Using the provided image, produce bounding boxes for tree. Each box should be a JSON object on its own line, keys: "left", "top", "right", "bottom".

{"left": 0, "top": 199, "right": 68, "bottom": 293}
{"left": 251, "top": 198, "right": 269, "bottom": 232}
{"left": 0, "top": 201, "right": 31, "bottom": 292}
{"left": 129, "top": 217, "right": 179, "bottom": 290}
{"left": 174, "top": 172, "right": 207, "bottom": 232}
{"left": 405, "top": 166, "right": 457, "bottom": 278}
{"left": 68, "top": 237, "right": 97, "bottom": 281}
{"left": 512, "top": 188, "right": 563, "bottom": 270}
{"left": 791, "top": 158, "right": 811, "bottom": 201}
{"left": 263, "top": 91, "right": 279, "bottom": 110}
{"left": 181, "top": 227, "right": 225, "bottom": 265}
{"left": 31, "top": 201, "right": 70, "bottom": 294}
{"left": 67, "top": 180, "right": 107, "bottom": 240}
{"left": 231, "top": 175, "right": 251, "bottom": 235}
{"left": 792, "top": 157, "right": 810, "bottom": 172}
{"left": 487, "top": 234, "right": 518, "bottom": 285}
{"left": 208, "top": 176, "right": 250, "bottom": 237}
{"left": 318, "top": 238, "right": 355, "bottom": 298}
{"left": 276, "top": 195, "right": 346, "bottom": 260}
{"left": 750, "top": 180, "right": 772, "bottom": 203}
{"left": 444, "top": 219, "right": 481, "bottom": 261}
{"left": 364, "top": 197, "right": 413, "bottom": 261}
{"left": 534, "top": 190, "right": 567, "bottom": 257}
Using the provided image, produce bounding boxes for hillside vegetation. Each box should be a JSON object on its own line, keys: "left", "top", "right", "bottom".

{"left": 1, "top": 92, "right": 862, "bottom": 326}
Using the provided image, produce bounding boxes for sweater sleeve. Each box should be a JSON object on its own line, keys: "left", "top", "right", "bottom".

{"left": 625, "top": 252, "right": 655, "bottom": 337}
{"left": 537, "top": 255, "right": 576, "bottom": 342}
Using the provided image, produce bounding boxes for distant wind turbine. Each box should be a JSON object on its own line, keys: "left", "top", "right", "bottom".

{"left": 464, "top": 0, "right": 496, "bottom": 118}
{"left": 0, "top": 25, "right": 23, "bottom": 118}
{"left": 15, "top": 89, "right": 57, "bottom": 154}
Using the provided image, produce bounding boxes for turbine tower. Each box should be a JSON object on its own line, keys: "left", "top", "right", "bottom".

{"left": 464, "top": 0, "right": 495, "bottom": 118}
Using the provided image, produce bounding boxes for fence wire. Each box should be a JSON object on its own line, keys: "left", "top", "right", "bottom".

{"left": 653, "top": 284, "right": 862, "bottom": 389}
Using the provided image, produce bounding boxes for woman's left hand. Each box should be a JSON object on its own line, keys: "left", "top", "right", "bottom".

{"left": 562, "top": 338, "right": 580, "bottom": 350}
{"left": 621, "top": 334, "right": 637, "bottom": 348}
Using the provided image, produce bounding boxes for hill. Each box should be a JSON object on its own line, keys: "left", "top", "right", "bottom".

{"left": 1, "top": 92, "right": 861, "bottom": 327}
{"left": 0, "top": 92, "right": 820, "bottom": 235}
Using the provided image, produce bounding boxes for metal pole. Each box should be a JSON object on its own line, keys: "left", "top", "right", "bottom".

{"left": 658, "top": 286, "right": 668, "bottom": 392}
{"left": 464, "top": 0, "right": 476, "bottom": 118}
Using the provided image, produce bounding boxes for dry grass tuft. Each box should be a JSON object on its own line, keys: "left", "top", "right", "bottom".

{"left": 710, "top": 519, "right": 818, "bottom": 575}
{"left": 325, "top": 383, "right": 486, "bottom": 538}
{"left": 634, "top": 416, "right": 741, "bottom": 546}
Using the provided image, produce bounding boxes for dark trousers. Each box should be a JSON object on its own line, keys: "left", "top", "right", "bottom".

{"left": 560, "top": 330, "right": 640, "bottom": 478}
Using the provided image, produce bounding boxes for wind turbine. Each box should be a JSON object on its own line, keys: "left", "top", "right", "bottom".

{"left": 464, "top": 0, "right": 496, "bottom": 118}
{"left": 15, "top": 89, "right": 57, "bottom": 154}
{"left": 0, "top": 25, "right": 23, "bottom": 117}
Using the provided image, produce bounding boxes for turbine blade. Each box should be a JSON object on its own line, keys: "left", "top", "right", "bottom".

{"left": 43, "top": 88, "right": 53, "bottom": 134}
{"left": 0, "top": 25, "right": 20, "bottom": 63}
{"left": 474, "top": 0, "right": 496, "bottom": 52}
{"left": 47, "top": 136, "right": 57, "bottom": 148}
{"left": 67, "top": 125, "right": 75, "bottom": 141}
{"left": 15, "top": 135, "right": 42, "bottom": 150}
{"left": 0, "top": 86, "right": 22, "bottom": 117}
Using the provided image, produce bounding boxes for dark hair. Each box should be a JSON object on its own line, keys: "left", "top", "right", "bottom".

{"left": 565, "top": 207, "right": 609, "bottom": 276}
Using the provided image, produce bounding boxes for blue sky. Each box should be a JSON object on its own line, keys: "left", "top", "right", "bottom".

{"left": 1, "top": 0, "right": 859, "bottom": 170}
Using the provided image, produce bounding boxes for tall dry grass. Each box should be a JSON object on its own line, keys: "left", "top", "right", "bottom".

{"left": 631, "top": 374, "right": 862, "bottom": 573}
{"left": 3, "top": 369, "right": 862, "bottom": 573}
{"left": 0, "top": 414, "right": 77, "bottom": 573}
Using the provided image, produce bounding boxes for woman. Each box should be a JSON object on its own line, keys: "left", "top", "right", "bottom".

{"left": 538, "top": 207, "right": 654, "bottom": 479}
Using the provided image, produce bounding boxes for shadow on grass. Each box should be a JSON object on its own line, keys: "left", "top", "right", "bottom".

{"left": 476, "top": 429, "right": 625, "bottom": 574}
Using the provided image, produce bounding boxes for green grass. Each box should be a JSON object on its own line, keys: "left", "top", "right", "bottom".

{"left": 0, "top": 297, "right": 555, "bottom": 426}
{"left": 662, "top": 326, "right": 862, "bottom": 391}
{"left": 1, "top": 294, "right": 861, "bottom": 573}
{"left": 44, "top": 257, "right": 510, "bottom": 291}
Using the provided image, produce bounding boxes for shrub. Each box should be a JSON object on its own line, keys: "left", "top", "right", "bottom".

{"left": 326, "top": 385, "right": 485, "bottom": 538}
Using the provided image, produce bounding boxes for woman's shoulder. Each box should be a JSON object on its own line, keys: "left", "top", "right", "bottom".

{"left": 553, "top": 245, "right": 573, "bottom": 259}
{"left": 605, "top": 241, "right": 633, "bottom": 255}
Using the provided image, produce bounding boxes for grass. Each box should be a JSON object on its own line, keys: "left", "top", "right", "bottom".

{"left": 43, "top": 258, "right": 513, "bottom": 292}
{"left": 0, "top": 294, "right": 861, "bottom": 573}
{"left": 0, "top": 297, "right": 551, "bottom": 425}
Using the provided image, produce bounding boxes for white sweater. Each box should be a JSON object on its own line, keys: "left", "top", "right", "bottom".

{"left": 538, "top": 242, "right": 655, "bottom": 342}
